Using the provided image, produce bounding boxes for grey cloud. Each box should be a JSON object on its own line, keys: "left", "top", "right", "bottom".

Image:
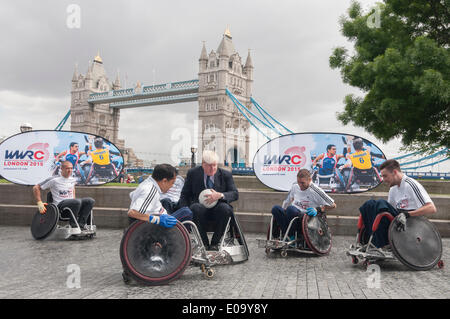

{"left": 3, "top": 0, "right": 402, "bottom": 164}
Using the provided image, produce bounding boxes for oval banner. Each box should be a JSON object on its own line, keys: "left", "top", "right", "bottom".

{"left": 253, "top": 132, "right": 386, "bottom": 193}
{"left": 0, "top": 130, "right": 123, "bottom": 186}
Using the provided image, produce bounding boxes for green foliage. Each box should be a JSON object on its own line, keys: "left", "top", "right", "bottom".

{"left": 330, "top": 0, "right": 450, "bottom": 152}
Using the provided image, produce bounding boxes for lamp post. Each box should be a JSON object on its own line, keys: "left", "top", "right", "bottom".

{"left": 190, "top": 145, "right": 198, "bottom": 168}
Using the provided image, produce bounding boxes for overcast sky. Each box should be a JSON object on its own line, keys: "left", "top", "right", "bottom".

{"left": 0, "top": 0, "right": 447, "bottom": 171}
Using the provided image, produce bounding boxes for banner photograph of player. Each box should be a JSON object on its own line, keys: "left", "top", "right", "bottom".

{"left": 0, "top": 130, "right": 123, "bottom": 186}
{"left": 253, "top": 132, "right": 386, "bottom": 193}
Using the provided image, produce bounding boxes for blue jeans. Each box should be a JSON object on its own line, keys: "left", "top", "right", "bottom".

{"left": 171, "top": 206, "right": 193, "bottom": 223}
{"left": 271, "top": 205, "right": 305, "bottom": 237}
{"left": 160, "top": 198, "right": 179, "bottom": 214}
{"left": 359, "top": 199, "right": 399, "bottom": 248}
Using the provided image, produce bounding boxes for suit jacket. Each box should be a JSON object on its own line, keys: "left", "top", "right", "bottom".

{"left": 179, "top": 166, "right": 239, "bottom": 208}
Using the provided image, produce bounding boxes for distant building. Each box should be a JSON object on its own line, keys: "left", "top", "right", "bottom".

{"left": 198, "top": 28, "right": 253, "bottom": 166}
{"left": 70, "top": 53, "right": 143, "bottom": 166}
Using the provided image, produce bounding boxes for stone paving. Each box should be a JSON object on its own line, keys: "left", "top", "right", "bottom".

{"left": 0, "top": 226, "right": 448, "bottom": 299}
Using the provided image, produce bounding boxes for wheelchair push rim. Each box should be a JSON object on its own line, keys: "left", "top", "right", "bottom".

{"left": 388, "top": 216, "right": 443, "bottom": 271}
{"left": 120, "top": 220, "right": 192, "bottom": 285}
{"left": 302, "top": 214, "right": 332, "bottom": 255}
{"left": 31, "top": 204, "right": 59, "bottom": 240}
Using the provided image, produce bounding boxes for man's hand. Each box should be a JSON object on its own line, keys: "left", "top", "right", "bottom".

{"left": 306, "top": 207, "right": 317, "bottom": 217}
{"left": 149, "top": 214, "right": 177, "bottom": 228}
{"left": 395, "top": 212, "right": 410, "bottom": 232}
{"left": 204, "top": 189, "right": 223, "bottom": 205}
{"left": 37, "top": 201, "right": 48, "bottom": 214}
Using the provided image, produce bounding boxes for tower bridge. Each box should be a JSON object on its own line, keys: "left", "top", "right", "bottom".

{"left": 71, "top": 28, "right": 253, "bottom": 166}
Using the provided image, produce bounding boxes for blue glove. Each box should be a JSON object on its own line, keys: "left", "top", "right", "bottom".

{"left": 306, "top": 207, "right": 317, "bottom": 217}
{"left": 149, "top": 214, "right": 177, "bottom": 228}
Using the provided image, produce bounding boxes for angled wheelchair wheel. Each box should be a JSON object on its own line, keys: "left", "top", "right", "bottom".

{"left": 120, "top": 221, "right": 192, "bottom": 286}
{"left": 31, "top": 204, "right": 59, "bottom": 240}
{"left": 302, "top": 213, "right": 332, "bottom": 255}
{"left": 388, "top": 216, "right": 442, "bottom": 271}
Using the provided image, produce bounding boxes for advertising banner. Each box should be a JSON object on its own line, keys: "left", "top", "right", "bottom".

{"left": 253, "top": 132, "right": 386, "bottom": 193}
{"left": 0, "top": 130, "right": 123, "bottom": 186}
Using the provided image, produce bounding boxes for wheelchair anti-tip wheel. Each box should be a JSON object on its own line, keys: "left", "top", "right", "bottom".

{"left": 120, "top": 220, "right": 192, "bottom": 285}
{"left": 201, "top": 264, "right": 215, "bottom": 278}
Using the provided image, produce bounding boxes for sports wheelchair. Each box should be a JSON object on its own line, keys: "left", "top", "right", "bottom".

{"left": 120, "top": 212, "right": 249, "bottom": 285}
{"left": 346, "top": 212, "right": 444, "bottom": 270}
{"left": 257, "top": 212, "right": 332, "bottom": 257}
{"left": 345, "top": 166, "right": 382, "bottom": 192}
{"left": 84, "top": 163, "right": 119, "bottom": 185}
{"left": 30, "top": 192, "right": 96, "bottom": 240}
{"left": 311, "top": 165, "right": 346, "bottom": 193}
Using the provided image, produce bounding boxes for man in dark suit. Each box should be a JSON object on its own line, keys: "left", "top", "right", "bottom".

{"left": 179, "top": 150, "right": 239, "bottom": 250}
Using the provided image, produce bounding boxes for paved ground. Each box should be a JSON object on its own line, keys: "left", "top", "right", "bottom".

{"left": 0, "top": 226, "right": 448, "bottom": 299}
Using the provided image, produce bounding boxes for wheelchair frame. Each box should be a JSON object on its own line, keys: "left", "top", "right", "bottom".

{"left": 55, "top": 205, "right": 96, "bottom": 240}
{"left": 258, "top": 214, "right": 332, "bottom": 257}
{"left": 42, "top": 192, "right": 96, "bottom": 240}
{"left": 345, "top": 166, "right": 382, "bottom": 192}
{"left": 183, "top": 213, "right": 249, "bottom": 277}
{"left": 312, "top": 168, "right": 345, "bottom": 193}
{"left": 346, "top": 213, "right": 444, "bottom": 270}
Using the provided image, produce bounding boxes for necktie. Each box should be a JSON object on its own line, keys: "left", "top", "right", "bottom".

{"left": 206, "top": 176, "right": 214, "bottom": 189}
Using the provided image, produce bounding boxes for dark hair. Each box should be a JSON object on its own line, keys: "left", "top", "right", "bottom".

{"left": 69, "top": 142, "right": 78, "bottom": 148}
{"left": 379, "top": 159, "right": 401, "bottom": 172}
{"left": 353, "top": 138, "right": 364, "bottom": 150}
{"left": 297, "top": 168, "right": 311, "bottom": 179}
{"left": 327, "top": 144, "right": 336, "bottom": 151}
{"left": 94, "top": 137, "right": 103, "bottom": 148}
{"left": 152, "top": 164, "right": 177, "bottom": 181}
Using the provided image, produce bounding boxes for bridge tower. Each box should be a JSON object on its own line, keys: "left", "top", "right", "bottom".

{"left": 198, "top": 28, "right": 254, "bottom": 166}
{"left": 70, "top": 53, "right": 141, "bottom": 166}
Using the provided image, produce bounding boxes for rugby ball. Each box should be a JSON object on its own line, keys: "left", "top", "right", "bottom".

{"left": 199, "top": 189, "right": 218, "bottom": 209}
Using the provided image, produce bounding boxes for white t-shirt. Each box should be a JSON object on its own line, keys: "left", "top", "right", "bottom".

{"left": 129, "top": 176, "right": 166, "bottom": 215}
{"left": 160, "top": 175, "right": 184, "bottom": 202}
{"left": 39, "top": 176, "right": 77, "bottom": 205}
{"left": 388, "top": 175, "right": 432, "bottom": 211}
{"left": 283, "top": 182, "right": 335, "bottom": 212}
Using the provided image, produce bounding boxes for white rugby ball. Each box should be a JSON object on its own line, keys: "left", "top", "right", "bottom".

{"left": 199, "top": 189, "right": 218, "bottom": 209}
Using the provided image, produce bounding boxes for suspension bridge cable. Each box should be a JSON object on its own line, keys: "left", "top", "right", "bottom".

{"left": 392, "top": 150, "right": 423, "bottom": 160}
{"left": 401, "top": 156, "right": 450, "bottom": 170}
{"left": 226, "top": 89, "right": 280, "bottom": 134}
{"left": 225, "top": 89, "right": 271, "bottom": 140}
{"left": 399, "top": 148, "right": 448, "bottom": 166}
{"left": 247, "top": 97, "right": 283, "bottom": 135}
{"left": 55, "top": 110, "right": 71, "bottom": 130}
{"left": 250, "top": 97, "right": 294, "bottom": 134}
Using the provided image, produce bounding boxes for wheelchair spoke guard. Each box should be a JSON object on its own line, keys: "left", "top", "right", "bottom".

{"left": 31, "top": 204, "right": 59, "bottom": 240}
{"left": 389, "top": 216, "right": 442, "bottom": 271}
{"left": 302, "top": 214, "right": 332, "bottom": 255}
{"left": 120, "top": 221, "right": 192, "bottom": 285}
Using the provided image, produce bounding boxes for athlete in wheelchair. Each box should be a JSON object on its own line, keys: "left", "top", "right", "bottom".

{"left": 84, "top": 138, "right": 120, "bottom": 185}
{"left": 31, "top": 161, "right": 96, "bottom": 240}
{"left": 55, "top": 142, "right": 88, "bottom": 184}
{"left": 258, "top": 169, "right": 336, "bottom": 256}
{"left": 347, "top": 159, "right": 444, "bottom": 270}
{"left": 311, "top": 144, "right": 346, "bottom": 192}
{"left": 341, "top": 138, "right": 383, "bottom": 192}
{"left": 120, "top": 161, "right": 248, "bottom": 286}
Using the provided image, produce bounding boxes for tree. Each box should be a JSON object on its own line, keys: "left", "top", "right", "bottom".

{"left": 330, "top": 0, "right": 450, "bottom": 152}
